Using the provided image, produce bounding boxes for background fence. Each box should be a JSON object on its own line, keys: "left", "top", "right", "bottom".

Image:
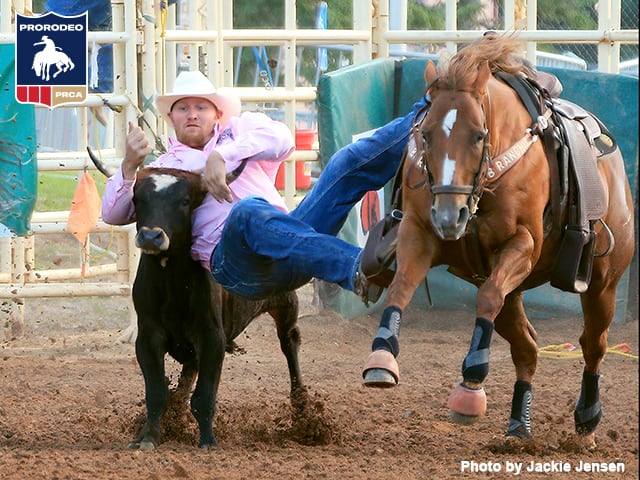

{"left": 0, "top": 0, "right": 637, "bottom": 339}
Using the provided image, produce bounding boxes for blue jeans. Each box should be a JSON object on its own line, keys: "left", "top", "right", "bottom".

{"left": 210, "top": 98, "right": 428, "bottom": 299}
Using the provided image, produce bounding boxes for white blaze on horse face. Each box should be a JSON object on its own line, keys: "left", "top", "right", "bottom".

{"left": 440, "top": 109, "right": 458, "bottom": 185}
{"left": 151, "top": 174, "right": 179, "bottom": 192}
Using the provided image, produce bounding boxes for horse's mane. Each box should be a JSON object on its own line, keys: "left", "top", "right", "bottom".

{"left": 437, "top": 34, "right": 533, "bottom": 91}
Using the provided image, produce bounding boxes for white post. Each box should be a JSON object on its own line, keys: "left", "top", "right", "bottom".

{"left": 445, "top": 0, "right": 457, "bottom": 54}
{"left": 0, "top": 0, "right": 12, "bottom": 33}
{"left": 599, "top": 0, "right": 621, "bottom": 73}
{"left": 281, "top": 0, "right": 297, "bottom": 208}
{"left": 140, "top": 0, "right": 158, "bottom": 143}
{"left": 504, "top": 0, "right": 516, "bottom": 30}
{"left": 353, "top": 0, "right": 373, "bottom": 64}
{"left": 373, "top": 0, "right": 389, "bottom": 59}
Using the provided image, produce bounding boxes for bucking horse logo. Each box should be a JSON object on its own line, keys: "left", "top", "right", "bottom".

{"left": 31, "top": 35, "right": 76, "bottom": 81}
{"left": 15, "top": 12, "right": 87, "bottom": 108}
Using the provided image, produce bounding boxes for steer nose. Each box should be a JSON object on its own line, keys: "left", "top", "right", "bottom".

{"left": 136, "top": 227, "right": 170, "bottom": 252}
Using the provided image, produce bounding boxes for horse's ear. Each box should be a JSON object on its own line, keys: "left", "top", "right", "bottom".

{"left": 474, "top": 60, "right": 491, "bottom": 94}
{"left": 425, "top": 60, "right": 438, "bottom": 85}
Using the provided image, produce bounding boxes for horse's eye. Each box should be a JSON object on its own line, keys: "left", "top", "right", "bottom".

{"left": 473, "top": 131, "right": 486, "bottom": 145}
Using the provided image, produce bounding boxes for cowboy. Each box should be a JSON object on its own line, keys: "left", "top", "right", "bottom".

{"left": 103, "top": 70, "right": 426, "bottom": 299}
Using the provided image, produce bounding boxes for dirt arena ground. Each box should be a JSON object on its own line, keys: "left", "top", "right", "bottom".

{"left": 1, "top": 281, "right": 637, "bottom": 480}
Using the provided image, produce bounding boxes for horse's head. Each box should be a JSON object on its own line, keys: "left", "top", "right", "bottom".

{"left": 413, "top": 60, "right": 491, "bottom": 241}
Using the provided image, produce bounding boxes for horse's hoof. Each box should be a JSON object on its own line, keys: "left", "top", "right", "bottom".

{"left": 362, "top": 350, "right": 399, "bottom": 388}
{"left": 364, "top": 368, "right": 397, "bottom": 387}
{"left": 447, "top": 382, "right": 486, "bottom": 424}
{"left": 450, "top": 410, "right": 482, "bottom": 425}
{"left": 577, "top": 432, "right": 597, "bottom": 451}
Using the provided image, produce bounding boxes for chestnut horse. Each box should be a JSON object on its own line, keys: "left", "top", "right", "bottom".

{"left": 362, "top": 35, "right": 635, "bottom": 446}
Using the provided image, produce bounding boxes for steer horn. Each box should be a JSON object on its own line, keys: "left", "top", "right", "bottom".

{"left": 88, "top": 146, "right": 248, "bottom": 184}
{"left": 87, "top": 146, "right": 116, "bottom": 178}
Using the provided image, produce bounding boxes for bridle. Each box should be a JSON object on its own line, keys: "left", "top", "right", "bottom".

{"left": 405, "top": 85, "right": 492, "bottom": 218}
{"left": 406, "top": 75, "right": 551, "bottom": 219}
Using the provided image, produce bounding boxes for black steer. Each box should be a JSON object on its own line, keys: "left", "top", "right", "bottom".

{"left": 129, "top": 167, "right": 303, "bottom": 450}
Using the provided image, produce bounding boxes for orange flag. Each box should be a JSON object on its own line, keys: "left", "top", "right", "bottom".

{"left": 67, "top": 172, "right": 102, "bottom": 245}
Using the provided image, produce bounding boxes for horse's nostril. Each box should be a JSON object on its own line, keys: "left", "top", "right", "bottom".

{"left": 458, "top": 205, "right": 470, "bottom": 226}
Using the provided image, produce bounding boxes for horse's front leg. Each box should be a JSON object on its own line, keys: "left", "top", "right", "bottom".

{"left": 448, "top": 225, "right": 537, "bottom": 424}
{"left": 362, "top": 218, "right": 435, "bottom": 387}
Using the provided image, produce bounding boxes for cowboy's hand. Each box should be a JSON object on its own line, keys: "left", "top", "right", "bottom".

{"left": 122, "top": 121, "right": 151, "bottom": 180}
{"left": 202, "top": 150, "right": 233, "bottom": 203}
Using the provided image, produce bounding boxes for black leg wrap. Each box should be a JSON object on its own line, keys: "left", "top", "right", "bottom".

{"left": 574, "top": 369, "right": 602, "bottom": 434}
{"left": 371, "top": 306, "right": 402, "bottom": 358}
{"left": 462, "top": 317, "right": 494, "bottom": 383}
{"left": 507, "top": 380, "right": 533, "bottom": 438}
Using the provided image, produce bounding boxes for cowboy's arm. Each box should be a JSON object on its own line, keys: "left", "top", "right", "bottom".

{"left": 101, "top": 168, "right": 136, "bottom": 225}
{"left": 202, "top": 112, "right": 294, "bottom": 202}
{"left": 102, "top": 122, "right": 152, "bottom": 224}
{"left": 215, "top": 112, "right": 295, "bottom": 168}
{"left": 202, "top": 150, "right": 232, "bottom": 203}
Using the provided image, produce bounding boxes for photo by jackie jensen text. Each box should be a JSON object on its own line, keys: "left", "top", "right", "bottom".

{"left": 460, "top": 459, "right": 626, "bottom": 475}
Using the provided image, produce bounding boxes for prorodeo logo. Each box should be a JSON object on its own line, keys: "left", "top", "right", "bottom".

{"left": 15, "top": 12, "right": 88, "bottom": 109}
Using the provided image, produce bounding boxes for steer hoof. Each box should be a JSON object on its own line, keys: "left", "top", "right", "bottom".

{"left": 127, "top": 439, "right": 156, "bottom": 451}
{"left": 362, "top": 350, "right": 399, "bottom": 388}
{"left": 447, "top": 383, "right": 487, "bottom": 425}
{"left": 199, "top": 442, "right": 219, "bottom": 451}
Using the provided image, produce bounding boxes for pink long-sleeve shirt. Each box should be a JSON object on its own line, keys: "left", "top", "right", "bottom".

{"left": 101, "top": 111, "right": 295, "bottom": 269}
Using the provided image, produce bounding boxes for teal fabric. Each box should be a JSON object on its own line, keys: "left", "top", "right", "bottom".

{"left": 0, "top": 44, "right": 37, "bottom": 236}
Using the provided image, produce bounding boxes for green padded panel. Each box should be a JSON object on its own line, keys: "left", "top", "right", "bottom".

{"left": 317, "top": 58, "right": 396, "bottom": 166}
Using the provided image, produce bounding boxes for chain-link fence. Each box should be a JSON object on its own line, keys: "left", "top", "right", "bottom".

{"left": 537, "top": 0, "right": 638, "bottom": 70}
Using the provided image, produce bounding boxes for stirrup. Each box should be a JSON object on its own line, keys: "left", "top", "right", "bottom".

{"left": 551, "top": 225, "right": 596, "bottom": 293}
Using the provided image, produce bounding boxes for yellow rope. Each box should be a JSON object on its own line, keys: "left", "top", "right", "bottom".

{"left": 539, "top": 342, "right": 638, "bottom": 360}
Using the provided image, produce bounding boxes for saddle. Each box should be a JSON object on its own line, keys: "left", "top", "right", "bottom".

{"left": 497, "top": 71, "right": 616, "bottom": 293}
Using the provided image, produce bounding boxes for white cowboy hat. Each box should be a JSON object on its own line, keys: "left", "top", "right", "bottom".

{"left": 155, "top": 70, "right": 242, "bottom": 127}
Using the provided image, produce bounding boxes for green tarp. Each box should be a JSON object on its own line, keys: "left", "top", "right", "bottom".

{"left": 0, "top": 44, "right": 38, "bottom": 237}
